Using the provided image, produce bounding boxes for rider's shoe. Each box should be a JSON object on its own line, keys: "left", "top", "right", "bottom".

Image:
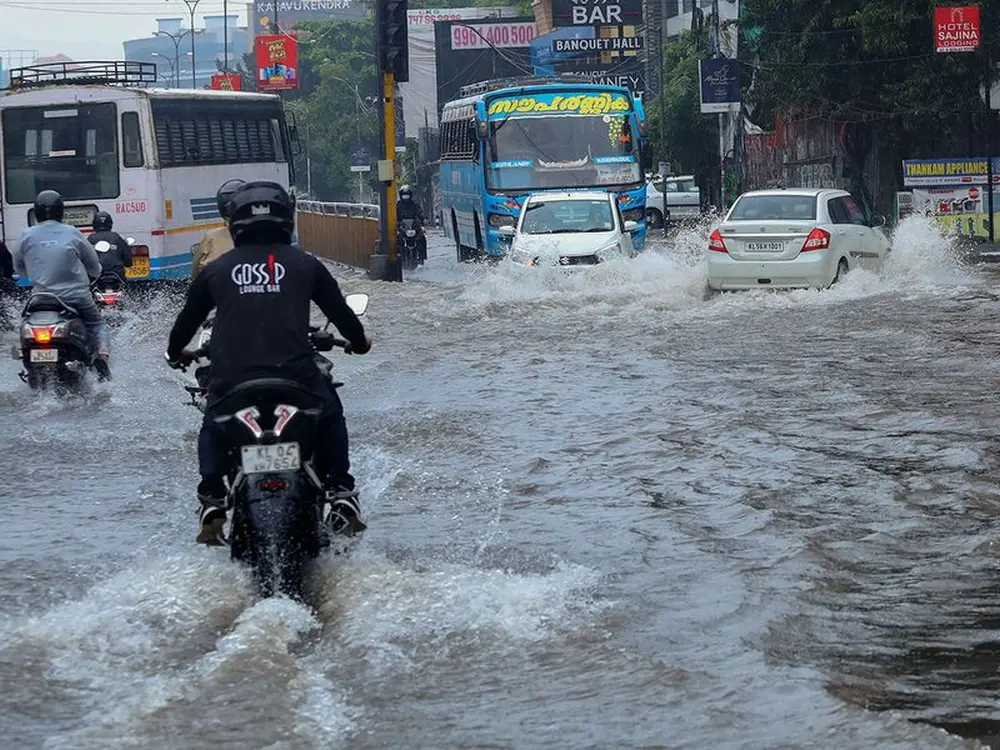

{"left": 93, "top": 356, "right": 111, "bottom": 381}
{"left": 196, "top": 478, "right": 228, "bottom": 545}
{"left": 324, "top": 486, "right": 367, "bottom": 537}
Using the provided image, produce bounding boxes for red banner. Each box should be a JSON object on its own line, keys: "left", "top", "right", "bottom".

{"left": 255, "top": 34, "right": 299, "bottom": 92}
{"left": 210, "top": 73, "right": 242, "bottom": 91}
{"left": 934, "top": 5, "right": 981, "bottom": 53}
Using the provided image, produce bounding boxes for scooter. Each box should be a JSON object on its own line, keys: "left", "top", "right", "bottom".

{"left": 13, "top": 293, "right": 95, "bottom": 394}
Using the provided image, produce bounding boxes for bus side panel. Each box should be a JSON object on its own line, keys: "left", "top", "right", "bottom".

{"left": 440, "top": 161, "right": 486, "bottom": 254}
{"left": 156, "top": 162, "right": 289, "bottom": 279}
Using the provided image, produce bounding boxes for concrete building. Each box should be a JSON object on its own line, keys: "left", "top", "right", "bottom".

{"left": 123, "top": 16, "right": 251, "bottom": 89}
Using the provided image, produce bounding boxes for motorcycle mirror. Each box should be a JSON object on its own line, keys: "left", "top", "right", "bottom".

{"left": 94, "top": 240, "right": 112, "bottom": 254}
{"left": 345, "top": 293, "right": 369, "bottom": 316}
{"left": 126, "top": 237, "right": 136, "bottom": 246}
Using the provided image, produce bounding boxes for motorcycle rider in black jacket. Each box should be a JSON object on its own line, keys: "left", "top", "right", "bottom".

{"left": 87, "top": 211, "right": 133, "bottom": 281}
{"left": 395, "top": 184, "right": 427, "bottom": 262}
{"left": 165, "top": 181, "right": 373, "bottom": 545}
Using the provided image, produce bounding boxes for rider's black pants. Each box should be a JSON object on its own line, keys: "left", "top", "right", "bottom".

{"left": 197, "top": 375, "right": 355, "bottom": 495}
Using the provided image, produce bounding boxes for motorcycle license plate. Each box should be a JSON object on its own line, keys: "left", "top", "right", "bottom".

{"left": 29, "top": 348, "right": 58, "bottom": 363}
{"left": 125, "top": 257, "right": 150, "bottom": 279}
{"left": 240, "top": 442, "right": 301, "bottom": 474}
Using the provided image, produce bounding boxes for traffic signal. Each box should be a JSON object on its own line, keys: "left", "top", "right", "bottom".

{"left": 379, "top": 0, "right": 409, "bottom": 82}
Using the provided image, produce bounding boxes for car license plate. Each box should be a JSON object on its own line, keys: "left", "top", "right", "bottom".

{"left": 240, "top": 442, "right": 301, "bottom": 474}
{"left": 29, "top": 348, "right": 58, "bottom": 363}
{"left": 747, "top": 241, "right": 784, "bottom": 252}
{"left": 125, "top": 256, "right": 150, "bottom": 279}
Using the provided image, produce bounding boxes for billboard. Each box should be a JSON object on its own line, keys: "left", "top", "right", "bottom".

{"left": 255, "top": 34, "right": 299, "bottom": 91}
{"left": 698, "top": 58, "right": 740, "bottom": 113}
{"left": 400, "top": 7, "right": 518, "bottom": 132}
{"left": 210, "top": 73, "right": 242, "bottom": 90}
{"left": 251, "top": 0, "right": 366, "bottom": 32}
{"left": 901, "top": 158, "right": 1000, "bottom": 187}
{"left": 934, "top": 5, "right": 980, "bottom": 53}
{"left": 550, "top": 0, "right": 642, "bottom": 27}
{"left": 531, "top": 26, "right": 645, "bottom": 96}
{"left": 433, "top": 17, "right": 535, "bottom": 113}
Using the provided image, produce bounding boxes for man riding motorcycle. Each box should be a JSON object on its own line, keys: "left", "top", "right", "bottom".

{"left": 395, "top": 185, "right": 427, "bottom": 262}
{"left": 165, "top": 181, "right": 373, "bottom": 544}
{"left": 191, "top": 178, "right": 244, "bottom": 279}
{"left": 87, "top": 211, "right": 133, "bottom": 281}
{"left": 13, "top": 190, "right": 112, "bottom": 380}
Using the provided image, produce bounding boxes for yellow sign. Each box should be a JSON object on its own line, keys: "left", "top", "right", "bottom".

{"left": 487, "top": 92, "right": 630, "bottom": 117}
{"left": 125, "top": 257, "right": 150, "bottom": 279}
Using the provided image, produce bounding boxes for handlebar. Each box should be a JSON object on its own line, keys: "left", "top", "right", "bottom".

{"left": 166, "top": 330, "right": 348, "bottom": 371}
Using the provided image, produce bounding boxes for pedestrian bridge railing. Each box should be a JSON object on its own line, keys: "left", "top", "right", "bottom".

{"left": 296, "top": 200, "right": 380, "bottom": 270}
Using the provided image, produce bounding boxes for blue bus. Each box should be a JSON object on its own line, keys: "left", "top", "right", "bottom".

{"left": 438, "top": 76, "right": 647, "bottom": 262}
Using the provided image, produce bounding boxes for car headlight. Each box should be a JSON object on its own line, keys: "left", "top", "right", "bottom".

{"left": 595, "top": 243, "right": 621, "bottom": 263}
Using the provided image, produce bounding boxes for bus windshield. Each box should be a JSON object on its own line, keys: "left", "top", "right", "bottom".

{"left": 485, "top": 95, "right": 640, "bottom": 191}
{"left": 2, "top": 102, "right": 119, "bottom": 204}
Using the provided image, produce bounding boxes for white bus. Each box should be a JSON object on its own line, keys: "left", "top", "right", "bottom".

{"left": 2, "top": 61, "right": 299, "bottom": 282}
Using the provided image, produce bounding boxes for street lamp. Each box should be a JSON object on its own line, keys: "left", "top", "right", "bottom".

{"left": 155, "top": 27, "right": 194, "bottom": 88}
{"left": 151, "top": 52, "right": 175, "bottom": 87}
{"left": 180, "top": 0, "right": 201, "bottom": 88}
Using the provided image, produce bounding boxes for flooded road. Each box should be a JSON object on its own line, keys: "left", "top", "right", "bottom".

{"left": 2, "top": 215, "right": 1000, "bottom": 749}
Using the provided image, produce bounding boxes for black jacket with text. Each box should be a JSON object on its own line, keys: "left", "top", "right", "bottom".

{"left": 167, "top": 243, "right": 368, "bottom": 394}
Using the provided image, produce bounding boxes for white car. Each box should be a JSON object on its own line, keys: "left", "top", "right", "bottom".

{"left": 707, "top": 188, "right": 890, "bottom": 291}
{"left": 498, "top": 191, "right": 639, "bottom": 268}
{"left": 645, "top": 174, "right": 702, "bottom": 228}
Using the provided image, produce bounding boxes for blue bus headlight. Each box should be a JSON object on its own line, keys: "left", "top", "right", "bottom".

{"left": 488, "top": 213, "right": 516, "bottom": 228}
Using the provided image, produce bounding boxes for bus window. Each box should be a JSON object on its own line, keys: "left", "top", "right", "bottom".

{"left": 150, "top": 99, "right": 282, "bottom": 168}
{"left": 121, "top": 112, "right": 144, "bottom": 167}
{"left": 3, "top": 103, "right": 119, "bottom": 204}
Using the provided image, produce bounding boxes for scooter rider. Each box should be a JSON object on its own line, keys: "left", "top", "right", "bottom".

{"left": 13, "top": 190, "right": 112, "bottom": 380}
{"left": 87, "top": 211, "right": 133, "bottom": 281}
{"left": 395, "top": 184, "right": 427, "bottom": 262}
{"left": 191, "top": 178, "right": 244, "bottom": 279}
{"left": 165, "top": 181, "right": 373, "bottom": 545}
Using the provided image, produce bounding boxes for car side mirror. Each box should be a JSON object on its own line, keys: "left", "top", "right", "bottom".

{"left": 497, "top": 225, "right": 516, "bottom": 237}
{"left": 870, "top": 214, "right": 886, "bottom": 227}
{"left": 623, "top": 220, "right": 638, "bottom": 233}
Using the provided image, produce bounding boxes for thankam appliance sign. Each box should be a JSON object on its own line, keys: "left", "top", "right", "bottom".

{"left": 933, "top": 5, "right": 981, "bottom": 53}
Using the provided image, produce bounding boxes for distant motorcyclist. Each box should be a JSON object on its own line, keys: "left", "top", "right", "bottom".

{"left": 395, "top": 185, "right": 427, "bottom": 262}
{"left": 165, "top": 181, "right": 373, "bottom": 545}
{"left": 13, "top": 190, "right": 112, "bottom": 380}
{"left": 87, "top": 211, "right": 133, "bottom": 281}
{"left": 191, "top": 178, "right": 244, "bottom": 279}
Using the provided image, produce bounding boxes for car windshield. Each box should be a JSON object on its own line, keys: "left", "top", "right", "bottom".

{"left": 729, "top": 194, "right": 817, "bottom": 221}
{"left": 521, "top": 199, "right": 614, "bottom": 235}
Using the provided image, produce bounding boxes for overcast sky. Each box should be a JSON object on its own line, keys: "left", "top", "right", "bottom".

{"left": 0, "top": 1, "right": 249, "bottom": 62}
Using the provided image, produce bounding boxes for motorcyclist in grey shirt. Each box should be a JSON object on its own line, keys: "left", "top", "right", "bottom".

{"left": 13, "top": 190, "right": 112, "bottom": 380}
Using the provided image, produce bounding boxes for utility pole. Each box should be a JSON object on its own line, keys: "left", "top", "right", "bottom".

{"left": 987, "top": 52, "right": 995, "bottom": 242}
{"left": 223, "top": 0, "right": 229, "bottom": 72}
{"left": 181, "top": 0, "right": 201, "bottom": 88}
{"left": 711, "top": 0, "right": 724, "bottom": 211}
{"left": 372, "top": 0, "right": 409, "bottom": 281}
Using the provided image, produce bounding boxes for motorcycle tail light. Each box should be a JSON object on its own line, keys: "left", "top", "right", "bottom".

{"left": 32, "top": 326, "right": 54, "bottom": 343}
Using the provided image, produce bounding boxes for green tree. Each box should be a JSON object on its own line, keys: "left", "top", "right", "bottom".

{"left": 645, "top": 29, "right": 720, "bottom": 184}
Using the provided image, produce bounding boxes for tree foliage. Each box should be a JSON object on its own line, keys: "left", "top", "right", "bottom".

{"left": 645, "top": 29, "right": 719, "bottom": 182}
{"left": 740, "top": 0, "right": 1000, "bottom": 155}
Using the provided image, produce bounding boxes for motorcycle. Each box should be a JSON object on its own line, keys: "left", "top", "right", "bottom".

{"left": 173, "top": 293, "right": 370, "bottom": 601}
{"left": 91, "top": 236, "right": 134, "bottom": 323}
{"left": 12, "top": 293, "right": 95, "bottom": 393}
{"left": 397, "top": 218, "right": 424, "bottom": 271}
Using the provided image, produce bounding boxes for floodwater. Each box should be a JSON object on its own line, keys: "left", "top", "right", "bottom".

{"left": 2, "top": 215, "right": 1000, "bottom": 749}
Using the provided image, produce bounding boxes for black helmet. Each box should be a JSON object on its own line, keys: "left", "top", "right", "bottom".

{"left": 399, "top": 185, "right": 413, "bottom": 200}
{"left": 227, "top": 181, "right": 296, "bottom": 245}
{"left": 217, "top": 178, "right": 246, "bottom": 220}
{"left": 34, "top": 190, "right": 64, "bottom": 223}
{"left": 93, "top": 211, "right": 113, "bottom": 232}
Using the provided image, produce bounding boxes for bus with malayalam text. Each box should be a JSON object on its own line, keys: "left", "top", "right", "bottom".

{"left": 438, "top": 75, "right": 646, "bottom": 262}
{"left": 1, "top": 61, "right": 299, "bottom": 283}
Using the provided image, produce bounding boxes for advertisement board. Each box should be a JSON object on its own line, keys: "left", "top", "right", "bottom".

{"left": 251, "top": 0, "right": 365, "bottom": 32}
{"left": 934, "top": 5, "right": 981, "bottom": 53}
{"left": 450, "top": 21, "right": 535, "bottom": 49}
{"left": 255, "top": 34, "right": 299, "bottom": 91}
{"left": 550, "top": 0, "right": 642, "bottom": 27}
{"left": 699, "top": 58, "right": 740, "bottom": 113}
{"left": 433, "top": 17, "right": 535, "bottom": 111}
{"left": 210, "top": 73, "right": 242, "bottom": 91}
{"left": 901, "top": 157, "right": 1000, "bottom": 187}
{"left": 531, "top": 27, "right": 645, "bottom": 96}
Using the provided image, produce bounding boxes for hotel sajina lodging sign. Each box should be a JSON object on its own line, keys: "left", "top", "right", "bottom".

{"left": 933, "top": 5, "right": 981, "bottom": 53}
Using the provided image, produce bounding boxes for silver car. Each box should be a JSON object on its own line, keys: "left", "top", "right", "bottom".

{"left": 707, "top": 188, "right": 890, "bottom": 291}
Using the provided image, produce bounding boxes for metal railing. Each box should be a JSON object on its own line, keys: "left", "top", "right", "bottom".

{"left": 297, "top": 200, "right": 380, "bottom": 220}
